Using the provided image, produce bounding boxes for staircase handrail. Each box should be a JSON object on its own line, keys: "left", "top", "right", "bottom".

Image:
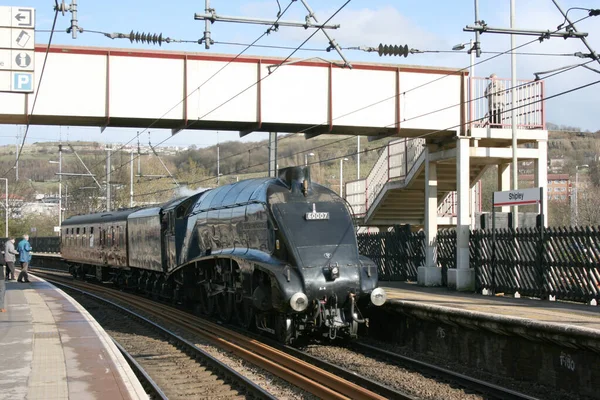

{"left": 347, "top": 137, "right": 426, "bottom": 217}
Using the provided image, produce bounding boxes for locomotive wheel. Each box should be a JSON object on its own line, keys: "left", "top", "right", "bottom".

{"left": 198, "top": 283, "right": 215, "bottom": 316}
{"left": 216, "top": 292, "right": 234, "bottom": 323}
{"left": 235, "top": 298, "right": 256, "bottom": 331}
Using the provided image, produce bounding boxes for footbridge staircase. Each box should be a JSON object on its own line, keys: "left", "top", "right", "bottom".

{"left": 345, "top": 138, "right": 484, "bottom": 227}
{"left": 346, "top": 75, "right": 547, "bottom": 229}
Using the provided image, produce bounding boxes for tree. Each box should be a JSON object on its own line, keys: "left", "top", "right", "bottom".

{"left": 548, "top": 200, "right": 571, "bottom": 227}
{"left": 576, "top": 185, "right": 600, "bottom": 226}
{"left": 9, "top": 213, "right": 57, "bottom": 237}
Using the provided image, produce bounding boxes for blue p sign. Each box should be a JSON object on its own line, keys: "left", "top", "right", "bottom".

{"left": 12, "top": 72, "right": 33, "bottom": 92}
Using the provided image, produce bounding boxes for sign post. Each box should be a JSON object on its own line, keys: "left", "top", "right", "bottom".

{"left": 0, "top": 6, "right": 36, "bottom": 93}
{"left": 490, "top": 187, "right": 544, "bottom": 294}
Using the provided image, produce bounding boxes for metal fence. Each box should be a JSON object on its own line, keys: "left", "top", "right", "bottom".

{"left": 0, "top": 236, "right": 61, "bottom": 254}
{"left": 357, "top": 227, "right": 424, "bottom": 281}
{"left": 357, "top": 226, "right": 600, "bottom": 304}
{"left": 473, "top": 226, "right": 600, "bottom": 303}
{"left": 470, "top": 77, "right": 544, "bottom": 129}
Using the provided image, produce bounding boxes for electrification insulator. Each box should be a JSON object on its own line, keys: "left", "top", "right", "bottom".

{"left": 377, "top": 44, "right": 409, "bottom": 57}
{"left": 128, "top": 31, "right": 166, "bottom": 46}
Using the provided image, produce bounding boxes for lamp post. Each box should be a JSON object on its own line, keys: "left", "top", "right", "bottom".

{"left": 357, "top": 137, "right": 361, "bottom": 179}
{"left": 304, "top": 152, "right": 315, "bottom": 166}
{"left": 452, "top": 40, "right": 475, "bottom": 123}
{"left": 339, "top": 157, "right": 348, "bottom": 197}
{"left": 575, "top": 164, "right": 589, "bottom": 226}
{"left": 0, "top": 178, "right": 7, "bottom": 237}
{"left": 49, "top": 156, "right": 62, "bottom": 227}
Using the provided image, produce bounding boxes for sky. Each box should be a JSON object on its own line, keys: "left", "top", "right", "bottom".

{"left": 1, "top": 0, "right": 598, "bottom": 148}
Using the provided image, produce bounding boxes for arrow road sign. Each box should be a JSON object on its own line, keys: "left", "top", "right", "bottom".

{"left": 14, "top": 10, "right": 31, "bottom": 26}
{"left": 13, "top": 8, "right": 34, "bottom": 28}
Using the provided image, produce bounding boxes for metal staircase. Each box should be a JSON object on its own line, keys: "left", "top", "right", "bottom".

{"left": 345, "top": 75, "right": 545, "bottom": 227}
{"left": 345, "top": 137, "right": 484, "bottom": 226}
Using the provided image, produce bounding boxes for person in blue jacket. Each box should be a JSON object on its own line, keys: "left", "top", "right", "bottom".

{"left": 17, "top": 234, "right": 32, "bottom": 283}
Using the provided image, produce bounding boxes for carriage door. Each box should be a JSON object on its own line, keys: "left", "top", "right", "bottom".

{"left": 163, "top": 211, "right": 177, "bottom": 272}
{"left": 100, "top": 227, "right": 108, "bottom": 265}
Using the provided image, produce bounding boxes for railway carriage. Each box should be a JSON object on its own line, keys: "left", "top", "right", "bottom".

{"left": 61, "top": 166, "right": 386, "bottom": 342}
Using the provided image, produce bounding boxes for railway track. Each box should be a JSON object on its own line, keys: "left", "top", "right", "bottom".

{"left": 33, "top": 266, "right": 539, "bottom": 399}
{"left": 48, "top": 277, "right": 274, "bottom": 399}
{"left": 34, "top": 270, "right": 410, "bottom": 400}
{"left": 111, "top": 340, "right": 169, "bottom": 400}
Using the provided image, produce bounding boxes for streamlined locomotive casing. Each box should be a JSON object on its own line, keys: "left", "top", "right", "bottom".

{"left": 60, "top": 166, "right": 385, "bottom": 340}
{"left": 176, "top": 167, "right": 382, "bottom": 315}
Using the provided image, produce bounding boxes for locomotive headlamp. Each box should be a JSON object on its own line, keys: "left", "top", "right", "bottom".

{"left": 370, "top": 287, "right": 387, "bottom": 306}
{"left": 290, "top": 292, "right": 309, "bottom": 312}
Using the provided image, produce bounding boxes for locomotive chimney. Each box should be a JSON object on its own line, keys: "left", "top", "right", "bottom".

{"left": 278, "top": 166, "right": 312, "bottom": 195}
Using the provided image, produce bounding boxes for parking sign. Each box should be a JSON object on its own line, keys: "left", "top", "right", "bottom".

{"left": 11, "top": 71, "right": 32, "bottom": 92}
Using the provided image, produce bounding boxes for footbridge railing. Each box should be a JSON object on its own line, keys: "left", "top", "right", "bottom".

{"left": 346, "top": 138, "right": 426, "bottom": 218}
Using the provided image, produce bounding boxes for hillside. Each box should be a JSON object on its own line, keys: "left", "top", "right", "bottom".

{"left": 0, "top": 133, "right": 397, "bottom": 219}
{"left": 0, "top": 123, "right": 597, "bottom": 233}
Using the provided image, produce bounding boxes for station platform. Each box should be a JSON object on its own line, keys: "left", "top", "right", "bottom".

{"left": 381, "top": 282, "right": 600, "bottom": 348}
{"left": 0, "top": 277, "right": 148, "bottom": 400}
{"left": 377, "top": 282, "right": 600, "bottom": 398}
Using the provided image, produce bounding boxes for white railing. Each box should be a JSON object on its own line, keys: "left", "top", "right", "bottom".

{"left": 438, "top": 192, "right": 456, "bottom": 217}
{"left": 345, "top": 180, "right": 366, "bottom": 216}
{"left": 471, "top": 77, "right": 544, "bottom": 129}
{"left": 346, "top": 137, "right": 426, "bottom": 217}
{"left": 437, "top": 181, "right": 483, "bottom": 218}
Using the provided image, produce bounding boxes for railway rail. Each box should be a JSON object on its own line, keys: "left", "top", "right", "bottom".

{"left": 32, "top": 263, "right": 540, "bottom": 399}
{"left": 34, "top": 270, "right": 408, "bottom": 400}
{"left": 111, "top": 340, "right": 169, "bottom": 400}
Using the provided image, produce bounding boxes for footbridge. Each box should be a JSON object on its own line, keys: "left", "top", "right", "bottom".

{"left": 0, "top": 44, "right": 463, "bottom": 137}
{"left": 0, "top": 45, "right": 548, "bottom": 292}
{"left": 346, "top": 75, "right": 547, "bottom": 290}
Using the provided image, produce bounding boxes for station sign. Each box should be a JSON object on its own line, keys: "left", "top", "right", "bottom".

{"left": 493, "top": 187, "right": 542, "bottom": 207}
{"left": 0, "top": 6, "right": 35, "bottom": 93}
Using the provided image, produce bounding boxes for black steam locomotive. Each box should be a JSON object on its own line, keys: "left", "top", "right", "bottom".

{"left": 61, "top": 166, "right": 386, "bottom": 342}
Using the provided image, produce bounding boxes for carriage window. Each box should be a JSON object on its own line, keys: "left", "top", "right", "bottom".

{"left": 90, "top": 227, "right": 94, "bottom": 234}
{"left": 111, "top": 227, "right": 115, "bottom": 246}
{"left": 76, "top": 228, "right": 80, "bottom": 235}
{"left": 83, "top": 227, "right": 86, "bottom": 235}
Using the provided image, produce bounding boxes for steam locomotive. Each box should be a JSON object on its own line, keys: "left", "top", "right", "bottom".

{"left": 61, "top": 166, "right": 386, "bottom": 342}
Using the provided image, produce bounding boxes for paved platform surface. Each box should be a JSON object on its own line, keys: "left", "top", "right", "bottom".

{"left": 382, "top": 281, "right": 600, "bottom": 332}
{"left": 0, "top": 277, "right": 149, "bottom": 400}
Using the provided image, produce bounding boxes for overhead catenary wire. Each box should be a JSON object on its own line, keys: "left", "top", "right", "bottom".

{"left": 186, "top": 13, "right": 598, "bottom": 166}
{"left": 94, "top": 19, "right": 594, "bottom": 197}
{"left": 65, "top": 11, "right": 597, "bottom": 197}
{"left": 132, "top": 69, "right": 600, "bottom": 200}
{"left": 80, "top": 0, "right": 298, "bottom": 181}
{"left": 2, "top": 3, "right": 60, "bottom": 178}
{"left": 33, "top": 29, "right": 595, "bottom": 59}
{"left": 83, "top": 0, "right": 353, "bottom": 193}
